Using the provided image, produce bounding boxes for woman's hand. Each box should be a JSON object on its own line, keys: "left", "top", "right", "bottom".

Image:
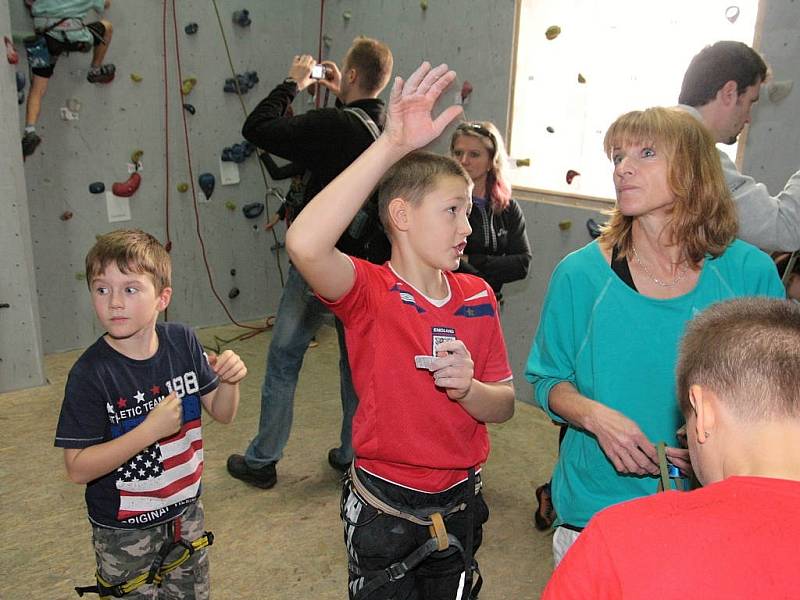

{"left": 382, "top": 62, "right": 463, "bottom": 155}
{"left": 587, "top": 404, "right": 660, "bottom": 475}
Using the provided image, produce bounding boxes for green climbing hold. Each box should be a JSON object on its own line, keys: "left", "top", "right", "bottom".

{"left": 545, "top": 25, "right": 561, "bottom": 40}
{"left": 225, "top": 200, "right": 237, "bottom": 211}
{"left": 177, "top": 182, "right": 189, "bottom": 193}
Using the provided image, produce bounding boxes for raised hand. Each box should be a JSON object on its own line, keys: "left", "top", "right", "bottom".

{"left": 208, "top": 350, "right": 248, "bottom": 384}
{"left": 383, "top": 62, "right": 463, "bottom": 154}
{"left": 287, "top": 54, "right": 315, "bottom": 91}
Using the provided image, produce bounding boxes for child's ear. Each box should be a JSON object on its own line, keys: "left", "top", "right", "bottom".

{"left": 157, "top": 287, "right": 173, "bottom": 312}
{"left": 388, "top": 197, "right": 410, "bottom": 232}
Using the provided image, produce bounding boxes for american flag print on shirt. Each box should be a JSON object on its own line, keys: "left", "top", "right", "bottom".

{"left": 112, "top": 392, "right": 203, "bottom": 522}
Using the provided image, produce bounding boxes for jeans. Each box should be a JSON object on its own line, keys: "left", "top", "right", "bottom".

{"left": 245, "top": 264, "right": 358, "bottom": 466}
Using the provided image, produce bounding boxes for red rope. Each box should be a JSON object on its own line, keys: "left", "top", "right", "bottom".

{"left": 169, "top": 0, "right": 264, "bottom": 332}
{"left": 315, "top": 0, "right": 325, "bottom": 109}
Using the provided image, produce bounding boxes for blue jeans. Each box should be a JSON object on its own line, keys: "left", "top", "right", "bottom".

{"left": 245, "top": 265, "right": 358, "bottom": 467}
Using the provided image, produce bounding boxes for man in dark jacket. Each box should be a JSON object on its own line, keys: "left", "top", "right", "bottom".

{"left": 227, "top": 37, "right": 393, "bottom": 489}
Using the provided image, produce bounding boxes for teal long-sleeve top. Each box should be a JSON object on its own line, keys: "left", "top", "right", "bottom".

{"left": 525, "top": 239, "right": 784, "bottom": 528}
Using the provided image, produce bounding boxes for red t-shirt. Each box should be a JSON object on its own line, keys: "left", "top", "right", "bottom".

{"left": 543, "top": 476, "right": 800, "bottom": 599}
{"left": 323, "top": 258, "right": 512, "bottom": 492}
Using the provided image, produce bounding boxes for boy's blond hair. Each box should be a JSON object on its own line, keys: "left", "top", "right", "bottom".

{"left": 677, "top": 298, "right": 800, "bottom": 421}
{"left": 377, "top": 151, "right": 471, "bottom": 232}
{"left": 599, "top": 107, "right": 737, "bottom": 265}
{"left": 85, "top": 229, "right": 172, "bottom": 293}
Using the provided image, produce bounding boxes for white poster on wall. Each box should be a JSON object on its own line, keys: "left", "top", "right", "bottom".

{"left": 106, "top": 191, "right": 132, "bottom": 222}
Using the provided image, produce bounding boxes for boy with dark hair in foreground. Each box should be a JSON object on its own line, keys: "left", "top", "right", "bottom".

{"left": 543, "top": 297, "right": 800, "bottom": 599}
{"left": 55, "top": 229, "right": 246, "bottom": 598}
{"left": 286, "top": 62, "right": 514, "bottom": 600}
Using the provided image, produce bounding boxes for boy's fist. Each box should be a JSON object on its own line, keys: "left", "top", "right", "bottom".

{"left": 208, "top": 350, "right": 247, "bottom": 384}
{"left": 144, "top": 392, "right": 183, "bottom": 441}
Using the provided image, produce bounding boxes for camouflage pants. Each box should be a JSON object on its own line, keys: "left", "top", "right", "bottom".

{"left": 91, "top": 501, "right": 210, "bottom": 599}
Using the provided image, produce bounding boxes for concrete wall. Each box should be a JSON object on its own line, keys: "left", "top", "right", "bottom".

{"left": 1, "top": 0, "right": 46, "bottom": 392}
{"left": 3, "top": 0, "right": 798, "bottom": 392}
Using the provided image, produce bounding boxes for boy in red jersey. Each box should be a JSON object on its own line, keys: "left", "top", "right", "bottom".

{"left": 286, "top": 62, "right": 514, "bottom": 599}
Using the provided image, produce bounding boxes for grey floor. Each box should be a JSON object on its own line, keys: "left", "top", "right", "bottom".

{"left": 0, "top": 321, "right": 558, "bottom": 599}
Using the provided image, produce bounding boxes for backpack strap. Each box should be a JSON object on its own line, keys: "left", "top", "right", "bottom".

{"left": 344, "top": 106, "right": 381, "bottom": 141}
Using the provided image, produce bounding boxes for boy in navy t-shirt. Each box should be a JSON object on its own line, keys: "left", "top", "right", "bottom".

{"left": 55, "top": 229, "right": 246, "bottom": 598}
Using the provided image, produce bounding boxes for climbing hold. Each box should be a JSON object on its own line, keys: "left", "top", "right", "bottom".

{"left": 725, "top": 5, "right": 740, "bottom": 23}
{"left": 165, "top": 240, "right": 173, "bottom": 252}
{"left": 558, "top": 220, "right": 572, "bottom": 231}
{"left": 221, "top": 140, "right": 256, "bottom": 163}
{"left": 566, "top": 169, "right": 580, "bottom": 184}
{"left": 60, "top": 211, "right": 74, "bottom": 221}
{"left": 460, "top": 81, "right": 473, "bottom": 102}
{"left": 586, "top": 218, "right": 602, "bottom": 239}
{"left": 343, "top": 10, "right": 352, "bottom": 21}
{"left": 545, "top": 25, "right": 561, "bottom": 40}
{"left": 420, "top": 0, "right": 428, "bottom": 9}
{"left": 232, "top": 9, "right": 251, "bottom": 27}
{"left": 225, "top": 200, "right": 237, "bottom": 211}
{"left": 224, "top": 70, "right": 259, "bottom": 94}
{"left": 177, "top": 182, "right": 189, "bottom": 193}
{"left": 183, "top": 103, "right": 196, "bottom": 115}
{"left": 66, "top": 97, "right": 81, "bottom": 113}
{"left": 112, "top": 172, "right": 142, "bottom": 197}
{"left": 198, "top": 173, "right": 215, "bottom": 199}
{"left": 5, "top": 35, "right": 19, "bottom": 64}
{"left": 577, "top": 73, "right": 586, "bottom": 84}
{"left": 181, "top": 76, "right": 197, "bottom": 96}
{"left": 768, "top": 80, "right": 793, "bottom": 103}
{"left": 184, "top": 22, "right": 198, "bottom": 35}
{"left": 230, "top": 268, "right": 237, "bottom": 276}
{"left": 546, "top": 126, "right": 555, "bottom": 133}
{"left": 323, "top": 34, "right": 333, "bottom": 48}
{"left": 75, "top": 272, "right": 86, "bottom": 281}
{"left": 515, "top": 158, "right": 531, "bottom": 167}
{"left": 17, "top": 71, "right": 26, "bottom": 104}
{"left": 242, "top": 202, "right": 265, "bottom": 219}
{"left": 89, "top": 181, "right": 105, "bottom": 194}
{"left": 130, "top": 72, "right": 143, "bottom": 82}
{"left": 131, "top": 149, "right": 144, "bottom": 164}
{"left": 228, "top": 287, "right": 240, "bottom": 299}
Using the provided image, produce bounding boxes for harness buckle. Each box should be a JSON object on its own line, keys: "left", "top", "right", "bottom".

{"left": 386, "top": 562, "right": 408, "bottom": 582}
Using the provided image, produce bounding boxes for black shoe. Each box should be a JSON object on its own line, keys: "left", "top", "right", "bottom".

{"left": 226, "top": 454, "right": 277, "bottom": 489}
{"left": 22, "top": 131, "right": 41, "bottom": 157}
{"left": 327, "top": 448, "right": 351, "bottom": 473}
{"left": 87, "top": 63, "right": 116, "bottom": 84}
{"left": 534, "top": 482, "right": 557, "bottom": 531}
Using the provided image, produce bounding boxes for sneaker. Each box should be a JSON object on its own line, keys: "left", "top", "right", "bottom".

{"left": 226, "top": 454, "right": 277, "bottom": 489}
{"left": 534, "top": 482, "right": 556, "bottom": 531}
{"left": 21, "top": 131, "right": 41, "bottom": 157}
{"left": 327, "top": 448, "right": 351, "bottom": 473}
{"left": 87, "top": 63, "right": 116, "bottom": 84}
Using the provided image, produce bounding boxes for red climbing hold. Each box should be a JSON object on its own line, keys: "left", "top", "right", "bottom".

{"left": 5, "top": 36, "right": 18, "bottom": 64}
{"left": 60, "top": 211, "right": 74, "bottom": 221}
{"left": 165, "top": 240, "right": 173, "bottom": 252}
{"left": 460, "top": 81, "right": 473, "bottom": 102}
{"left": 566, "top": 169, "right": 580, "bottom": 185}
{"left": 112, "top": 172, "right": 142, "bottom": 197}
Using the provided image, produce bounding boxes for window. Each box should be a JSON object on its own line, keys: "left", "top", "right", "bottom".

{"left": 508, "top": 0, "right": 760, "bottom": 200}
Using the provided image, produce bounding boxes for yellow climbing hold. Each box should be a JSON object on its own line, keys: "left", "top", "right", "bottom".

{"left": 515, "top": 158, "right": 531, "bottom": 167}
{"left": 131, "top": 149, "right": 144, "bottom": 164}
{"left": 558, "top": 220, "right": 572, "bottom": 231}
{"left": 578, "top": 73, "right": 586, "bottom": 84}
{"left": 177, "top": 182, "right": 189, "bottom": 193}
{"left": 545, "top": 25, "right": 561, "bottom": 40}
{"left": 225, "top": 200, "right": 237, "bottom": 211}
{"left": 420, "top": 0, "right": 428, "bottom": 9}
{"left": 181, "top": 77, "right": 197, "bottom": 96}
{"left": 130, "top": 72, "right": 143, "bottom": 82}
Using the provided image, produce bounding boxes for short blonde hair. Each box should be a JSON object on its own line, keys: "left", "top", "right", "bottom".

{"left": 599, "top": 107, "right": 737, "bottom": 265}
{"left": 85, "top": 229, "right": 171, "bottom": 293}
{"left": 377, "top": 151, "right": 471, "bottom": 232}
{"left": 344, "top": 36, "right": 393, "bottom": 96}
{"left": 677, "top": 298, "right": 800, "bottom": 421}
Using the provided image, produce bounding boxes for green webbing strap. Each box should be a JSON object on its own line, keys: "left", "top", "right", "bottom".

{"left": 656, "top": 441, "right": 671, "bottom": 493}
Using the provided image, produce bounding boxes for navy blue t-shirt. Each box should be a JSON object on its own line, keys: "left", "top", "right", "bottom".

{"left": 55, "top": 322, "right": 218, "bottom": 529}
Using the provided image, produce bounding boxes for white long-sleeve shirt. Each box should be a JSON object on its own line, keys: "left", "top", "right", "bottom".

{"left": 680, "top": 104, "right": 800, "bottom": 252}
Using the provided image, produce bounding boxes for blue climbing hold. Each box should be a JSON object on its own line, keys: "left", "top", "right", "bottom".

{"left": 221, "top": 140, "right": 257, "bottom": 163}
{"left": 232, "top": 9, "right": 251, "bottom": 27}
{"left": 89, "top": 181, "right": 105, "bottom": 194}
{"left": 223, "top": 70, "right": 259, "bottom": 94}
{"left": 242, "top": 202, "right": 264, "bottom": 219}
{"left": 184, "top": 22, "right": 198, "bottom": 35}
{"left": 198, "top": 173, "right": 215, "bottom": 199}
{"left": 16, "top": 71, "right": 25, "bottom": 92}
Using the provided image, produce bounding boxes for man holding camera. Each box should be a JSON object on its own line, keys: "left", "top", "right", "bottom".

{"left": 228, "top": 37, "right": 393, "bottom": 489}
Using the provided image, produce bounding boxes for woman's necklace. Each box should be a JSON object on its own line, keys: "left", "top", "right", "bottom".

{"left": 631, "top": 244, "right": 689, "bottom": 288}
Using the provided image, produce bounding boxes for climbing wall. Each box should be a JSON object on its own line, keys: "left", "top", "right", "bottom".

{"left": 10, "top": 0, "right": 321, "bottom": 353}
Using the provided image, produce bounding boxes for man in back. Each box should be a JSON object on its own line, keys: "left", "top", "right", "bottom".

{"left": 227, "top": 37, "right": 393, "bottom": 489}
{"left": 679, "top": 41, "right": 800, "bottom": 252}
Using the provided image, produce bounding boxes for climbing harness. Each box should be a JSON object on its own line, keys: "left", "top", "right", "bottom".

{"left": 345, "top": 466, "right": 483, "bottom": 600}
{"left": 74, "top": 517, "right": 213, "bottom": 598}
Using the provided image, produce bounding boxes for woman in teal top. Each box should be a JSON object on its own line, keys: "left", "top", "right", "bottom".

{"left": 525, "top": 107, "right": 785, "bottom": 565}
